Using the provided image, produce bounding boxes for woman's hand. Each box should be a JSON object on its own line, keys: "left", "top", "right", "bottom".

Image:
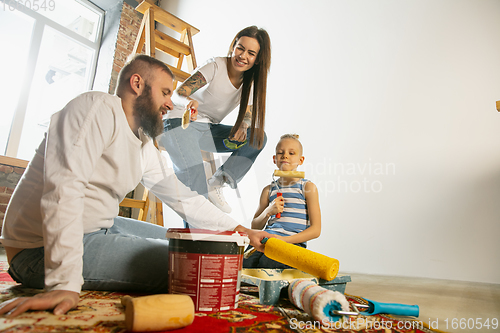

{"left": 266, "top": 196, "right": 284, "bottom": 217}
{"left": 230, "top": 123, "right": 248, "bottom": 142}
{"left": 187, "top": 100, "right": 198, "bottom": 121}
{"left": 0, "top": 290, "right": 79, "bottom": 317}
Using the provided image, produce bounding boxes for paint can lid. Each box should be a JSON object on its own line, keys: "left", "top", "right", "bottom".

{"left": 166, "top": 228, "right": 250, "bottom": 247}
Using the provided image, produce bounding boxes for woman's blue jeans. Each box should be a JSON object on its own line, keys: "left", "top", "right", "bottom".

{"left": 8, "top": 217, "right": 170, "bottom": 292}
{"left": 158, "top": 118, "right": 266, "bottom": 198}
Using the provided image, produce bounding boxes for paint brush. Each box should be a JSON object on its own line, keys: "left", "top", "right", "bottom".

{"left": 181, "top": 107, "right": 194, "bottom": 129}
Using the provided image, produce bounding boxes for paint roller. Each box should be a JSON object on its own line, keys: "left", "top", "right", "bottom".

{"left": 288, "top": 279, "right": 419, "bottom": 324}
{"left": 272, "top": 170, "right": 305, "bottom": 218}
{"left": 121, "top": 294, "right": 195, "bottom": 332}
{"left": 274, "top": 170, "right": 305, "bottom": 178}
{"left": 260, "top": 237, "right": 339, "bottom": 281}
{"left": 289, "top": 279, "right": 350, "bottom": 323}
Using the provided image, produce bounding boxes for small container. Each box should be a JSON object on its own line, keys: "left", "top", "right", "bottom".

{"left": 241, "top": 268, "right": 351, "bottom": 305}
{"left": 166, "top": 228, "right": 249, "bottom": 312}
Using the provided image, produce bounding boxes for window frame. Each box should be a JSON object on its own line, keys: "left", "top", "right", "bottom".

{"left": 4, "top": 0, "right": 104, "bottom": 158}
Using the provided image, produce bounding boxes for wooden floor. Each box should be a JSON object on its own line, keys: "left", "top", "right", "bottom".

{"left": 344, "top": 272, "right": 500, "bottom": 332}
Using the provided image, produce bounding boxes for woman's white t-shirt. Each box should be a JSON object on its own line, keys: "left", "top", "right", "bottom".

{"left": 167, "top": 57, "right": 253, "bottom": 124}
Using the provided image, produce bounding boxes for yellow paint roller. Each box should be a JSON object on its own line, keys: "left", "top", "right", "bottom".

{"left": 272, "top": 170, "right": 305, "bottom": 219}
{"left": 262, "top": 237, "right": 339, "bottom": 281}
{"left": 121, "top": 294, "right": 195, "bottom": 332}
{"left": 274, "top": 170, "right": 305, "bottom": 178}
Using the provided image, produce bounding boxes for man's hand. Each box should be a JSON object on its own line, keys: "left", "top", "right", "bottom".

{"left": 234, "top": 225, "right": 271, "bottom": 253}
{"left": 0, "top": 290, "right": 79, "bottom": 317}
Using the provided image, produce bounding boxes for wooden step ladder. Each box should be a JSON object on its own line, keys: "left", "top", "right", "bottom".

{"left": 133, "top": 0, "right": 200, "bottom": 89}
{"left": 134, "top": 0, "right": 217, "bottom": 175}
{"left": 120, "top": 1, "right": 218, "bottom": 226}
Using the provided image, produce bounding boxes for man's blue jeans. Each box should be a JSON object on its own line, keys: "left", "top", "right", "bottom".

{"left": 8, "top": 217, "right": 170, "bottom": 292}
{"left": 158, "top": 118, "right": 266, "bottom": 197}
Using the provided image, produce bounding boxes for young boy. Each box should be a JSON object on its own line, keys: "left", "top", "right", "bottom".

{"left": 243, "top": 134, "right": 321, "bottom": 269}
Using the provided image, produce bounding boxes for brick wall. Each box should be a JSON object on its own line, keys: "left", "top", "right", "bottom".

{"left": 108, "top": 2, "right": 144, "bottom": 94}
{"left": 111, "top": 2, "right": 146, "bottom": 217}
{"left": 0, "top": 163, "right": 26, "bottom": 235}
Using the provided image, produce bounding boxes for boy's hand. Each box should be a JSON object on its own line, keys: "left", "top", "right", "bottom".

{"left": 267, "top": 196, "right": 284, "bottom": 216}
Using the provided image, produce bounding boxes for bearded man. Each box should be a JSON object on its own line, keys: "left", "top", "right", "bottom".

{"left": 0, "top": 55, "right": 269, "bottom": 317}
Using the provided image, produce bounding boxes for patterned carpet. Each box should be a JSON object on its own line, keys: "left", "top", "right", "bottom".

{"left": 0, "top": 261, "right": 444, "bottom": 332}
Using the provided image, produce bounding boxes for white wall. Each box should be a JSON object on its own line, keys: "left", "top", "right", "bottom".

{"left": 160, "top": 0, "right": 500, "bottom": 284}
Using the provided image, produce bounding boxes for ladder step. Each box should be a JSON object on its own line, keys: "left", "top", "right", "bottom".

{"left": 120, "top": 198, "right": 147, "bottom": 209}
{"left": 136, "top": 0, "right": 200, "bottom": 35}
{"left": 167, "top": 65, "right": 190, "bottom": 82}
{"left": 155, "top": 30, "right": 191, "bottom": 58}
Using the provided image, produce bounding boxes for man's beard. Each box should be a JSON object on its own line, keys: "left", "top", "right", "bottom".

{"left": 133, "top": 84, "right": 164, "bottom": 139}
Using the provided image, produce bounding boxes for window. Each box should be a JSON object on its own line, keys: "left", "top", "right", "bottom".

{"left": 0, "top": 0, "right": 104, "bottom": 160}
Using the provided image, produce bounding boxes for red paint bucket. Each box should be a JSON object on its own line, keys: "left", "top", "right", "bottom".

{"left": 166, "top": 228, "right": 249, "bottom": 312}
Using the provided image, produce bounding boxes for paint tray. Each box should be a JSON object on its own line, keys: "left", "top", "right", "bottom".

{"left": 241, "top": 269, "right": 351, "bottom": 305}
{"left": 318, "top": 275, "right": 351, "bottom": 293}
{"left": 241, "top": 269, "right": 316, "bottom": 305}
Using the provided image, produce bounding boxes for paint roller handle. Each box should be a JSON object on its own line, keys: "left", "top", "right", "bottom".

{"left": 276, "top": 193, "right": 283, "bottom": 218}
{"left": 243, "top": 236, "right": 272, "bottom": 259}
{"left": 362, "top": 299, "right": 419, "bottom": 317}
{"left": 243, "top": 247, "right": 257, "bottom": 259}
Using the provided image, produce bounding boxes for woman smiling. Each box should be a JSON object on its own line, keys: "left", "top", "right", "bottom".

{"left": 159, "top": 26, "right": 271, "bottom": 214}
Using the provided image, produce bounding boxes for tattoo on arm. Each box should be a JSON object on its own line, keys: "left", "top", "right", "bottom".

{"left": 177, "top": 71, "right": 207, "bottom": 97}
{"left": 243, "top": 106, "right": 252, "bottom": 126}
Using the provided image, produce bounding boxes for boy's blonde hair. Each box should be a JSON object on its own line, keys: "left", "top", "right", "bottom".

{"left": 277, "top": 133, "right": 303, "bottom": 154}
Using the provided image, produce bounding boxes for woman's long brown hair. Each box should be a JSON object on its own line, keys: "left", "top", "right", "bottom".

{"left": 228, "top": 26, "right": 271, "bottom": 149}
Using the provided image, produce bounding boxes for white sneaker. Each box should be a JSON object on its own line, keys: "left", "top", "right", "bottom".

{"left": 208, "top": 185, "right": 232, "bottom": 213}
